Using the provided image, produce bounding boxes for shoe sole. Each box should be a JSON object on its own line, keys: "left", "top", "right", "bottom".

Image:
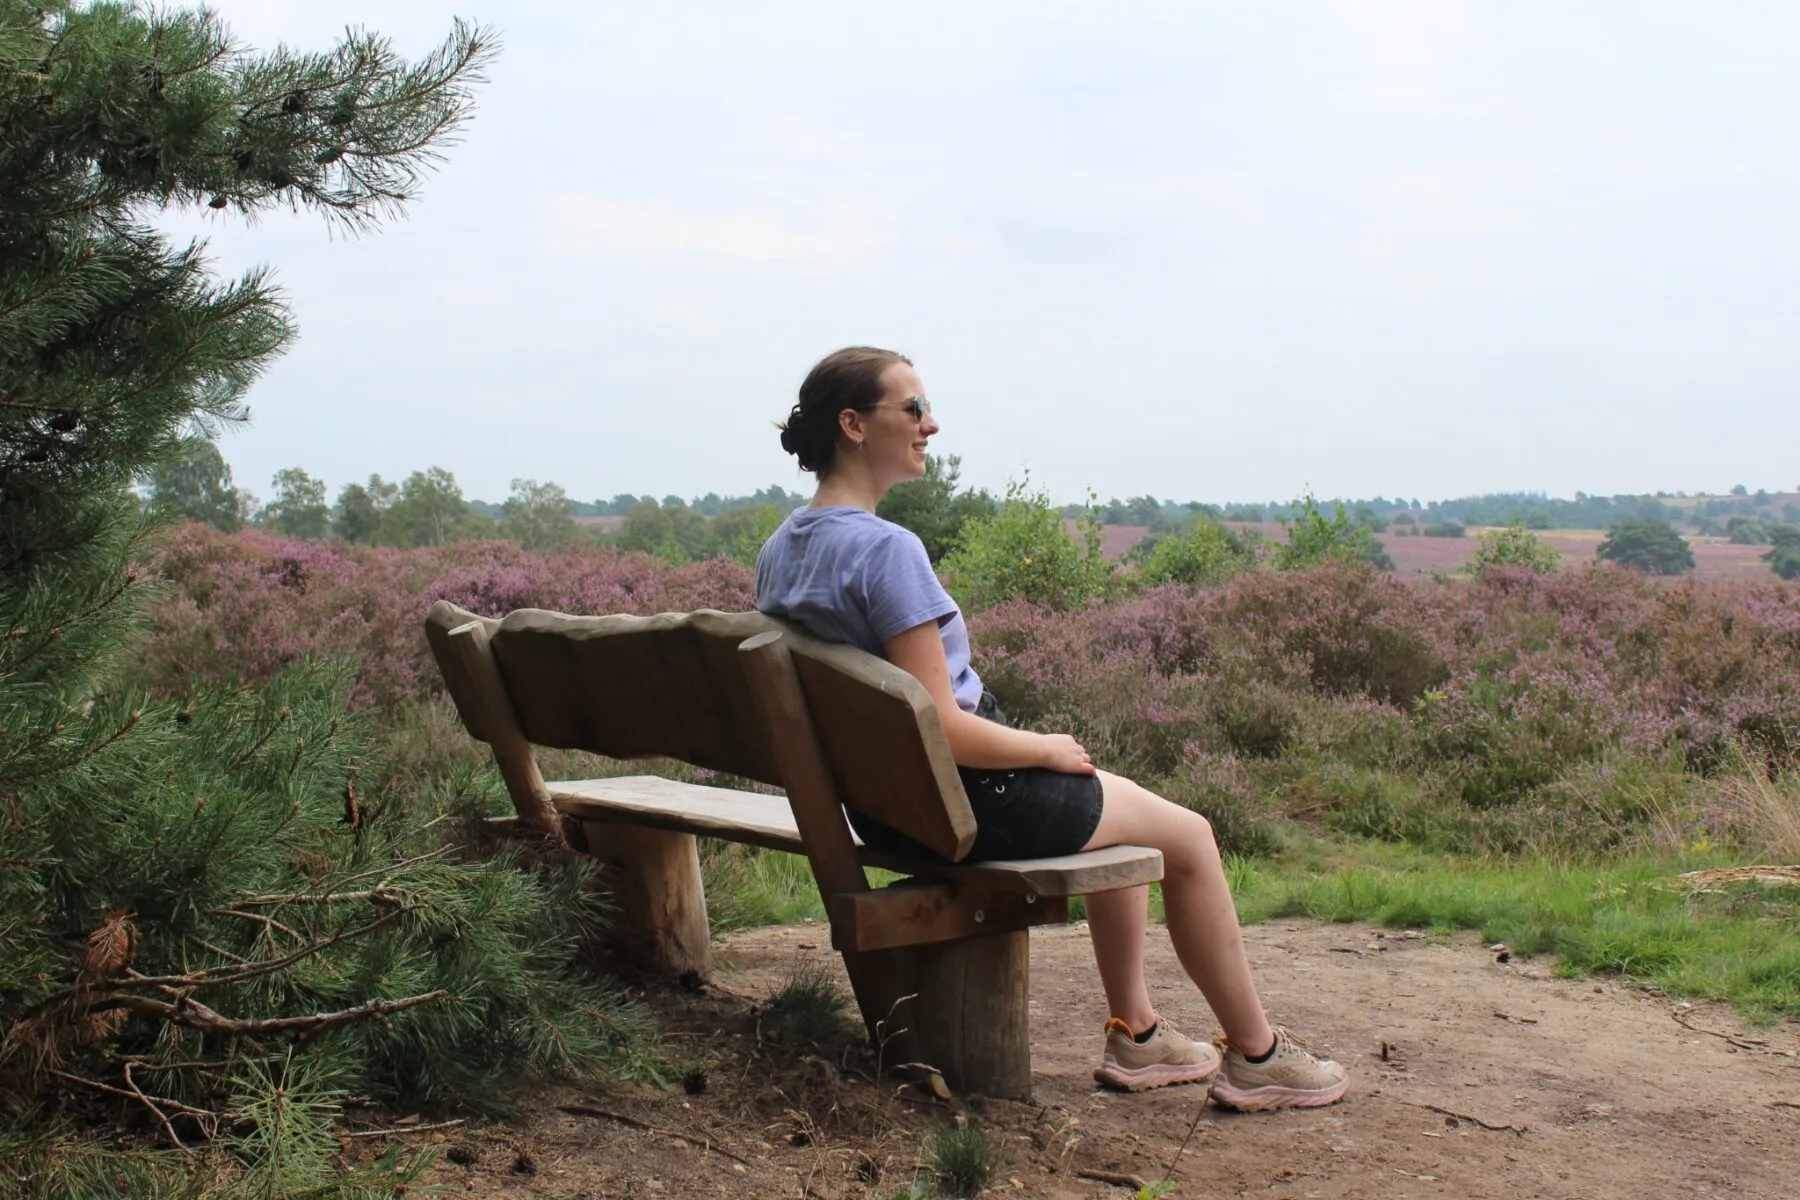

{"left": 1209, "top": 1078, "right": 1349, "bottom": 1111}
{"left": 1092, "top": 1061, "right": 1221, "bottom": 1093}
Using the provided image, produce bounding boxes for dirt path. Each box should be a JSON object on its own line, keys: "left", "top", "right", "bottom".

{"left": 415, "top": 919, "right": 1800, "bottom": 1198}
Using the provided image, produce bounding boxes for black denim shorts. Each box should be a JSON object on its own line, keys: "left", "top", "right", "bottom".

{"left": 847, "top": 692, "right": 1106, "bottom": 864}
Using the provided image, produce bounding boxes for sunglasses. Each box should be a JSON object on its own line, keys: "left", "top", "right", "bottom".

{"left": 887, "top": 396, "right": 932, "bottom": 421}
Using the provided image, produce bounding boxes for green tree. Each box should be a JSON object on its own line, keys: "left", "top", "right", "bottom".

{"left": 1726, "top": 515, "right": 1770, "bottom": 545}
{"left": 617, "top": 498, "right": 720, "bottom": 563}
{"left": 877, "top": 454, "right": 997, "bottom": 563}
{"left": 386, "top": 465, "right": 469, "bottom": 546}
{"left": 1139, "top": 516, "right": 1260, "bottom": 587}
{"left": 142, "top": 437, "right": 251, "bottom": 531}
{"left": 1275, "top": 494, "right": 1391, "bottom": 572}
{"left": 714, "top": 502, "right": 783, "bottom": 566}
{"left": 1470, "top": 520, "right": 1562, "bottom": 577}
{"left": 262, "top": 466, "right": 330, "bottom": 538}
{"left": 332, "top": 473, "right": 397, "bottom": 543}
{"left": 502, "top": 477, "right": 577, "bottom": 550}
{"left": 1765, "top": 525, "right": 1800, "bottom": 581}
{"left": 1596, "top": 517, "right": 1696, "bottom": 575}
{"left": 940, "top": 479, "right": 1114, "bottom": 610}
{"left": 0, "top": 6, "right": 641, "bottom": 1186}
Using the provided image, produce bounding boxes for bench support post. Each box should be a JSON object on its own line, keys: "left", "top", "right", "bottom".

{"left": 583, "top": 821, "right": 711, "bottom": 979}
{"left": 739, "top": 631, "right": 1035, "bottom": 1099}
{"left": 845, "top": 930, "right": 1032, "bottom": 1101}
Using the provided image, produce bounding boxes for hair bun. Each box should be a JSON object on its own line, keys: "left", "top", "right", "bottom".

{"left": 778, "top": 426, "right": 797, "bottom": 455}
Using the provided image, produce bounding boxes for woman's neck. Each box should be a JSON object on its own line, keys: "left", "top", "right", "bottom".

{"left": 811, "top": 462, "right": 886, "bottom": 513}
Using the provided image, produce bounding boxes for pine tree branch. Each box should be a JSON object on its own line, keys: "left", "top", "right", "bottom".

{"left": 108, "top": 988, "right": 450, "bottom": 1037}
{"left": 0, "top": 708, "right": 140, "bottom": 784}
{"left": 50, "top": 1066, "right": 217, "bottom": 1149}
{"left": 0, "top": 567, "right": 142, "bottom": 681}
{"left": 209, "top": 906, "right": 306, "bottom": 950}
{"left": 114, "top": 904, "right": 422, "bottom": 991}
{"left": 224, "top": 705, "right": 291, "bottom": 771}
{"left": 233, "top": 886, "right": 404, "bottom": 908}
{"left": 331, "top": 843, "right": 460, "bottom": 886}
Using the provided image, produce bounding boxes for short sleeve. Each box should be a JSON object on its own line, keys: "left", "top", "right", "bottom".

{"left": 856, "top": 528, "right": 959, "bottom": 644}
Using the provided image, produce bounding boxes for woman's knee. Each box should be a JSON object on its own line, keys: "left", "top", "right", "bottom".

{"left": 1094, "top": 772, "right": 1218, "bottom": 863}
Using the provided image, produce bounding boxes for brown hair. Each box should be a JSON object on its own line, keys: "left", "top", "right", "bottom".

{"left": 778, "top": 346, "right": 912, "bottom": 475}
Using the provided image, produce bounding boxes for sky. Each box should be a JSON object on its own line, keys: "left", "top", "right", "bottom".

{"left": 169, "top": 1, "right": 1800, "bottom": 508}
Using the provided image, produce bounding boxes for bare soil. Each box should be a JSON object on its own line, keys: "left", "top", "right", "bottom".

{"left": 399, "top": 919, "right": 1800, "bottom": 1199}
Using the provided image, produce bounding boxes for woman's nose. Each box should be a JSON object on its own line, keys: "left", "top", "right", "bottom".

{"left": 922, "top": 412, "right": 941, "bottom": 436}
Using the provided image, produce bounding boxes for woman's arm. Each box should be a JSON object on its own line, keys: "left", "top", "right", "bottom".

{"left": 884, "top": 622, "right": 1094, "bottom": 775}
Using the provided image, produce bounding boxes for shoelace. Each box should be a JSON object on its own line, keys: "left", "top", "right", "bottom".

{"left": 1215, "top": 1025, "right": 1312, "bottom": 1061}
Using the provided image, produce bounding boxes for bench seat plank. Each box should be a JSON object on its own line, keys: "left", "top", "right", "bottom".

{"left": 550, "top": 775, "right": 1163, "bottom": 897}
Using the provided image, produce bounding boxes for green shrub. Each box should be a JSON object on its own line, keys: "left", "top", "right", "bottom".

{"left": 1726, "top": 516, "right": 1770, "bottom": 545}
{"left": 1422, "top": 521, "right": 1466, "bottom": 538}
{"left": 940, "top": 479, "right": 1114, "bottom": 611}
{"left": 1139, "top": 517, "right": 1260, "bottom": 587}
{"left": 1275, "top": 494, "right": 1389, "bottom": 571}
{"left": 1597, "top": 518, "right": 1695, "bottom": 575}
{"left": 1470, "top": 521, "right": 1562, "bottom": 577}
{"left": 1765, "top": 525, "right": 1800, "bottom": 581}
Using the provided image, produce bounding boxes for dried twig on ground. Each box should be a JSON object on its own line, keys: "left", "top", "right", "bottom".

{"left": 1077, "top": 1167, "right": 1148, "bottom": 1189}
{"left": 341, "top": 1118, "right": 465, "bottom": 1139}
{"left": 1670, "top": 1007, "right": 1768, "bottom": 1051}
{"left": 558, "top": 1103, "right": 754, "bottom": 1167}
{"left": 1401, "top": 1100, "right": 1527, "bottom": 1136}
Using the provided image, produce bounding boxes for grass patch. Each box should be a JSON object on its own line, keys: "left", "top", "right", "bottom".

{"left": 702, "top": 843, "right": 909, "bottom": 933}
{"left": 762, "top": 958, "right": 858, "bottom": 1051}
{"left": 927, "top": 1124, "right": 1002, "bottom": 1197}
{"left": 1227, "top": 844, "right": 1800, "bottom": 1022}
{"left": 701, "top": 843, "right": 825, "bottom": 931}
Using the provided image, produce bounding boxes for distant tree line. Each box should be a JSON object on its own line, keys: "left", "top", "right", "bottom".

{"left": 1069, "top": 487, "right": 1800, "bottom": 534}
{"left": 142, "top": 441, "right": 1800, "bottom": 582}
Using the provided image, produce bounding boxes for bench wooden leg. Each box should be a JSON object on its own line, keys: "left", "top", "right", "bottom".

{"left": 843, "top": 929, "right": 1032, "bottom": 1101}
{"left": 583, "top": 822, "right": 711, "bottom": 978}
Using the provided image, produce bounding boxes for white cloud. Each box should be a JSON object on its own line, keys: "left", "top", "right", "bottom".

{"left": 541, "top": 194, "right": 899, "bottom": 272}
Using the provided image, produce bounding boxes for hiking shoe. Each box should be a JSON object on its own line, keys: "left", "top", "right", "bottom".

{"left": 1209, "top": 1026, "right": 1349, "bottom": 1111}
{"left": 1093, "top": 1017, "right": 1222, "bottom": 1092}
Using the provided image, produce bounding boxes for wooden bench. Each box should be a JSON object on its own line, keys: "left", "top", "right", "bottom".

{"left": 424, "top": 600, "right": 1163, "bottom": 1099}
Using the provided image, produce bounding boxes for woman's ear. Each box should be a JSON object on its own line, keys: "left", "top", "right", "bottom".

{"left": 837, "top": 407, "right": 866, "bottom": 447}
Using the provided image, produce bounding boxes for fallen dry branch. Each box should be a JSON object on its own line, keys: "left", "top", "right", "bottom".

{"left": 1769, "top": 1100, "right": 1800, "bottom": 1110}
{"left": 341, "top": 1118, "right": 466, "bottom": 1139}
{"left": 1401, "top": 1100, "right": 1527, "bottom": 1136}
{"left": 51, "top": 1066, "right": 218, "bottom": 1150}
{"left": 108, "top": 988, "right": 450, "bottom": 1037}
{"left": 113, "top": 906, "right": 421, "bottom": 992}
{"left": 1671, "top": 1007, "right": 1768, "bottom": 1051}
{"left": 558, "top": 1103, "right": 754, "bottom": 1167}
{"left": 1077, "top": 1167, "right": 1149, "bottom": 1190}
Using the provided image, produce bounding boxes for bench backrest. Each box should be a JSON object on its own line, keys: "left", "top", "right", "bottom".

{"left": 424, "top": 600, "right": 978, "bottom": 861}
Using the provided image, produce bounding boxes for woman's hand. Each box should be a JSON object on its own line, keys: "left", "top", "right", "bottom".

{"left": 1037, "top": 732, "right": 1096, "bottom": 775}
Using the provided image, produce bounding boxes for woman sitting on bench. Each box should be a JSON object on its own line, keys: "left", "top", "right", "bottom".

{"left": 754, "top": 346, "right": 1348, "bottom": 1109}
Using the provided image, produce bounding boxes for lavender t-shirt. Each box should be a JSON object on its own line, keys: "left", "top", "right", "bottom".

{"left": 754, "top": 506, "right": 985, "bottom": 713}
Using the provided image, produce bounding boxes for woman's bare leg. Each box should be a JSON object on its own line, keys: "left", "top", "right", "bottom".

{"left": 1083, "top": 884, "right": 1156, "bottom": 1031}
{"left": 1083, "top": 770, "right": 1274, "bottom": 1055}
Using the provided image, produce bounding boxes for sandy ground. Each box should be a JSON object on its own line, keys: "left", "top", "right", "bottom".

{"left": 404, "top": 918, "right": 1800, "bottom": 1199}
